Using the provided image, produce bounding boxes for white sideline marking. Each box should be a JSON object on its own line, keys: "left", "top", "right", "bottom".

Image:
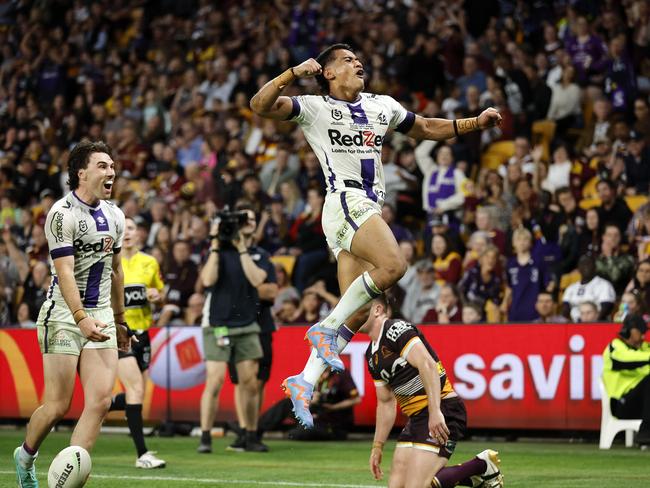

{"left": 0, "top": 470, "right": 378, "bottom": 487}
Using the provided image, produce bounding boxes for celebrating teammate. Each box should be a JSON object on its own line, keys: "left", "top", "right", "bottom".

{"left": 14, "top": 140, "right": 130, "bottom": 487}
{"left": 250, "top": 43, "right": 501, "bottom": 426}
{"left": 107, "top": 216, "right": 166, "bottom": 468}
{"left": 361, "top": 296, "right": 503, "bottom": 488}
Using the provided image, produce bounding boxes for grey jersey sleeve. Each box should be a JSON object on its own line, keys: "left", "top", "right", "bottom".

{"left": 45, "top": 204, "right": 76, "bottom": 260}
{"left": 384, "top": 95, "right": 415, "bottom": 133}
{"left": 289, "top": 95, "right": 322, "bottom": 127}
{"left": 112, "top": 206, "right": 126, "bottom": 252}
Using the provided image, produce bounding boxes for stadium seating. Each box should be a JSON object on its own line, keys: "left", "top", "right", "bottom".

{"left": 578, "top": 197, "right": 600, "bottom": 210}
{"left": 581, "top": 176, "right": 599, "bottom": 200}
{"left": 598, "top": 380, "right": 641, "bottom": 449}
{"left": 624, "top": 195, "right": 649, "bottom": 213}
{"left": 270, "top": 255, "right": 296, "bottom": 278}
{"left": 579, "top": 195, "right": 648, "bottom": 212}
{"left": 559, "top": 270, "right": 581, "bottom": 297}
{"left": 480, "top": 141, "right": 515, "bottom": 170}
{"left": 531, "top": 120, "right": 556, "bottom": 162}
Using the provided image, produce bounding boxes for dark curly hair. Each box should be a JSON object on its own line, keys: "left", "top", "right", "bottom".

{"left": 67, "top": 139, "right": 113, "bottom": 190}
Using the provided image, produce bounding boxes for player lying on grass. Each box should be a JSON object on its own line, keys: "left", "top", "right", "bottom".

{"left": 360, "top": 296, "right": 503, "bottom": 488}
{"left": 250, "top": 43, "right": 501, "bottom": 428}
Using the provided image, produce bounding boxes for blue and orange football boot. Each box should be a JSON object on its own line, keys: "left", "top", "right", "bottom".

{"left": 305, "top": 324, "right": 344, "bottom": 372}
{"left": 281, "top": 373, "right": 314, "bottom": 429}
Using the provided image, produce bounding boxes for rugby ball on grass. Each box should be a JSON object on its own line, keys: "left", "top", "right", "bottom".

{"left": 47, "top": 445, "right": 91, "bottom": 488}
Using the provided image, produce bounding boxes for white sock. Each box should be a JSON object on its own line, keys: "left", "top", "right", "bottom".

{"left": 302, "top": 349, "right": 326, "bottom": 385}
{"left": 302, "top": 324, "right": 355, "bottom": 385}
{"left": 18, "top": 445, "right": 37, "bottom": 469}
{"left": 319, "top": 272, "right": 381, "bottom": 330}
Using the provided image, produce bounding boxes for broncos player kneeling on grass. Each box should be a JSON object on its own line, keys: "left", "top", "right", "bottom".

{"left": 360, "top": 295, "right": 504, "bottom": 488}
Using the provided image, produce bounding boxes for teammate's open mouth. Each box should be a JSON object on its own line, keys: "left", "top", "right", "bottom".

{"left": 356, "top": 69, "right": 364, "bottom": 78}
{"left": 104, "top": 181, "right": 113, "bottom": 190}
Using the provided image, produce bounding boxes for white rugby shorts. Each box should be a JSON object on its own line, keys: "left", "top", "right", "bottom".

{"left": 36, "top": 303, "right": 117, "bottom": 355}
{"left": 321, "top": 191, "right": 382, "bottom": 259}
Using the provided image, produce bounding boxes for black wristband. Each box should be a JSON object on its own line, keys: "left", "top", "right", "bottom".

{"left": 117, "top": 321, "right": 135, "bottom": 337}
{"left": 210, "top": 248, "right": 219, "bottom": 254}
{"left": 452, "top": 119, "right": 459, "bottom": 137}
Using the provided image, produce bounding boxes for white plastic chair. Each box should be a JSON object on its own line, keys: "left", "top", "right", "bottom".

{"left": 599, "top": 380, "right": 642, "bottom": 449}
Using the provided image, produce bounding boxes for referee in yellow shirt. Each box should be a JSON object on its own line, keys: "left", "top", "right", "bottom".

{"left": 109, "top": 216, "right": 166, "bottom": 468}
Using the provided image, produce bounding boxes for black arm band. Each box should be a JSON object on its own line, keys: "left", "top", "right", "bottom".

{"left": 452, "top": 119, "right": 459, "bottom": 137}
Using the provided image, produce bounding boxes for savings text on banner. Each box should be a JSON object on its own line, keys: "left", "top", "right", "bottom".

{"left": 0, "top": 323, "right": 620, "bottom": 429}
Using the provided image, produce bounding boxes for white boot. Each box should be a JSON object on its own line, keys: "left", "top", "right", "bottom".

{"left": 475, "top": 449, "right": 503, "bottom": 488}
{"left": 135, "top": 451, "right": 166, "bottom": 469}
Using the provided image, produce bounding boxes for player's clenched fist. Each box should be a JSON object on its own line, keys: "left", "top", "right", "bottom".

{"left": 478, "top": 107, "right": 502, "bottom": 129}
{"left": 292, "top": 58, "right": 322, "bottom": 78}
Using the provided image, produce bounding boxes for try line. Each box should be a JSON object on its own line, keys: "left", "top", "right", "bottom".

{"left": 0, "top": 470, "right": 379, "bottom": 487}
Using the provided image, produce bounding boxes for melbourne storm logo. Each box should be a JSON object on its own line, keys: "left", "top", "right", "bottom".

{"left": 331, "top": 108, "right": 343, "bottom": 121}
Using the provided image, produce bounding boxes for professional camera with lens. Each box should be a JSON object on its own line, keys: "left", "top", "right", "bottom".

{"left": 213, "top": 209, "right": 249, "bottom": 242}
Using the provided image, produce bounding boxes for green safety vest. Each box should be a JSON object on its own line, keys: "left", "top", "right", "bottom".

{"left": 602, "top": 338, "right": 650, "bottom": 399}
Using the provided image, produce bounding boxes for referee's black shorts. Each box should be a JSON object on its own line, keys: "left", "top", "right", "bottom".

{"left": 118, "top": 330, "right": 151, "bottom": 372}
{"left": 228, "top": 331, "right": 273, "bottom": 384}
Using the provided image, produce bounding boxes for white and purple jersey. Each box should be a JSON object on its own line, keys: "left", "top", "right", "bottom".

{"left": 43, "top": 191, "right": 125, "bottom": 318}
{"left": 289, "top": 93, "right": 415, "bottom": 205}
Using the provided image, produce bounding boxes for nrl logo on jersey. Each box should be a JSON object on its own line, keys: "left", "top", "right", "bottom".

{"left": 377, "top": 113, "right": 388, "bottom": 125}
{"left": 330, "top": 108, "right": 345, "bottom": 126}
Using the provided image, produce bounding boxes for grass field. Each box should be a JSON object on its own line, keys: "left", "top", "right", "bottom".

{"left": 1, "top": 430, "right": 648, "bottom": 487}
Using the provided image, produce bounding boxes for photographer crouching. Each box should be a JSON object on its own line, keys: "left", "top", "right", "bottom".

{"left": 198, "top": 202, "right": 276, "bottom": 453}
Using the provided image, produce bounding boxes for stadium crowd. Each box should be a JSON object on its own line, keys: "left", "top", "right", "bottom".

{"left": 1, "top": 0, "right": 650, "bottom": 328}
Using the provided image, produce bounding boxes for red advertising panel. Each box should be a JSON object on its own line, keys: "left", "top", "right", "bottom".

{"left": 0, "top": 323, "right": 620, "bottom": 430}
{"left": 427, "top": 323, "right": 617, "bottom": 429}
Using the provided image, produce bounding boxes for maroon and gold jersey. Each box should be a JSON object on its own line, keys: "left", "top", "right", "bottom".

{"left": 365, "top": 319, "right": 455, "bottom": 416}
